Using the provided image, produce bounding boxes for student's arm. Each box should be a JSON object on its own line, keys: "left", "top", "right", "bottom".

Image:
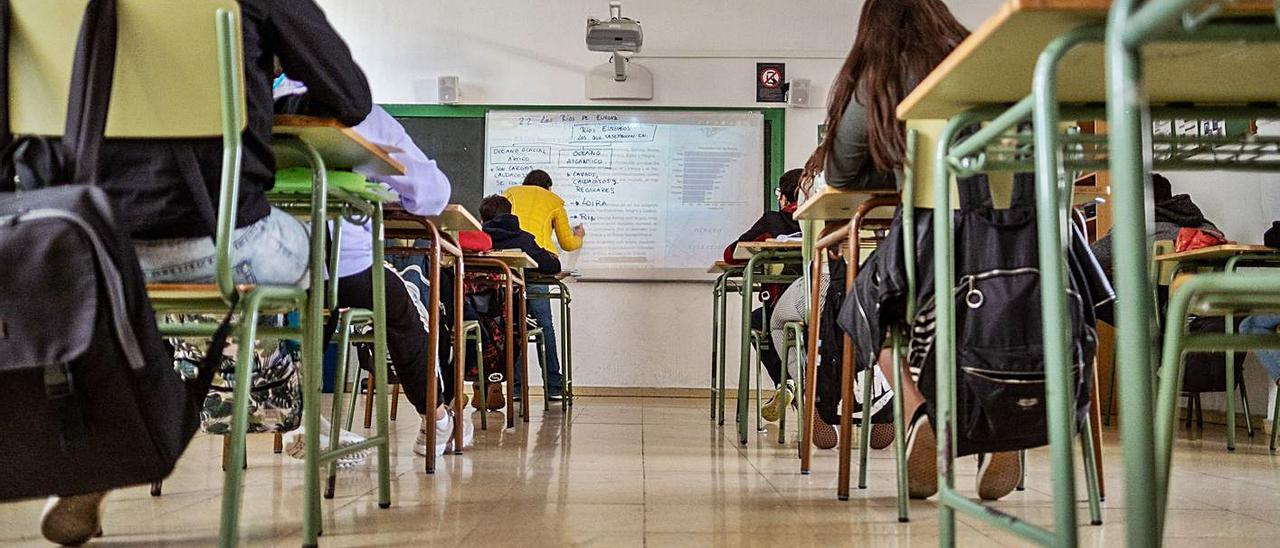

{"left": 353, "top": 107, "right": 450, "bottom": 216}
{"left": 526, "top": 237, "right": 563, "bottom": 275}
{"left": 723, "top": 214, "right": 776, "bottom": 262}
{"left": 269, "top": 1, "right": 372, "bottom": 126}
{"left": 552, "top": 206, "right": 583, "bottom": 252}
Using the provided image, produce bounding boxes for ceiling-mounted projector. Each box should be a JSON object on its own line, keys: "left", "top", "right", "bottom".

{"left": 586, "top": 2, "right": 642, "bottom": 53}
{"left": 584, "top": 1, "right": 651, "bottom": 99}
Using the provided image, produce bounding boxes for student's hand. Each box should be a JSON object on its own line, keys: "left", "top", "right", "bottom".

{"left": 573, "top": 224, "right": 586, "bottom": 238}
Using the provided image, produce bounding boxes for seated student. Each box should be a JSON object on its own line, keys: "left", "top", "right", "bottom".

{"left": 766, "top": 220, "right": 895, "bottom": 451}
{"left": 39, "top": 2, "right": 369, "bottom": 545}
{"left": 476, "top": 195, "right": 563, "bottom": 400}
{"left": 806, "top": 0, "right": 1020, "bottom": 502}
{"left": 723, "top": 168, "right": 803, "bottom": 421}
{"left": 275, "top": 78, "right": 471, "bottom": 457}
{"left": 503, "top": 170, "right": 582, "bottom": 400}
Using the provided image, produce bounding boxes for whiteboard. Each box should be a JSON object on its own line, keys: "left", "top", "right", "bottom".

{"left": 484, "top": 110, "right": 765, "bottom": 281}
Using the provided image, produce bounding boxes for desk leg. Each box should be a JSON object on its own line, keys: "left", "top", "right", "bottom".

{"left": 711, "top": 276, "right": 721, "bottom": 422}
{"left": 718, "top": 276, "right": 731, "bottom": 426}
{"left": 1106, "top": 10, "right": 1159, "bottom": 545}
{"left": 738, "top": 255, "right": 763, "bottom": 445}
{"left": 519, "top": 287, "right": 530, "bottom": 423}
{"left": 800, "top": 257, "right": 822, "bottom": 474}
{"left": 837, "top": 217, "right": 858, "bottom": 501}
{"left": 453, "top": 257, "right": 466, "bottom": 453}
{"left": 424, "top": 235, "right": 442, "bottom": 474}
{"left": 504, "top": 276, "right": 516, "bottom": 430}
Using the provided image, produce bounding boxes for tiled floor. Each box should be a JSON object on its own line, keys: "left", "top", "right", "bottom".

{"left": 1, "top": 396, "right": 1277, "bottom": 547}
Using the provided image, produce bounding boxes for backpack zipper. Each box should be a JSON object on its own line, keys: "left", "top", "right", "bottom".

{"left": 7, "top": 209, "right": 147, "bottom": 371}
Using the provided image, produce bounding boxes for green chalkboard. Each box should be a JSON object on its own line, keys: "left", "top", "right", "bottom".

{"left": 393, "top": 115, "right": 486, "bottom": 213}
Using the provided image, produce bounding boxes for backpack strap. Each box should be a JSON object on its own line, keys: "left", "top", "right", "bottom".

{"left": 1008, "top": 172, "right": 1038, "bottom": 210}
{"left": 0, "top": 0, "right": 16, "bottom": 192}
{"left": 62, "top": 0, "right": 117, "bottom": 186}
{"left": 956, "top": 174, "right": 994, "bottom": 211}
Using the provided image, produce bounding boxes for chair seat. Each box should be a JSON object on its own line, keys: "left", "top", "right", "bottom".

{"left": 147, "top": 283, "right": 297, "bottom": 314}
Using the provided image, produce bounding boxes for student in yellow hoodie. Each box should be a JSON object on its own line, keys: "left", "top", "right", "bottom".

{"left": 503, "top": 170, "right": 585, "bottom": 399}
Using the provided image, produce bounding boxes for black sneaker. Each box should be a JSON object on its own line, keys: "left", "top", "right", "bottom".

{"left": 547, "top": 389, "right": 564, "bottom": 401}
{"left": 905, "top": 407, "right": 938, "bottom": 500}
{"left": 976, "top": 451, "right": 1022, "bottom": 501}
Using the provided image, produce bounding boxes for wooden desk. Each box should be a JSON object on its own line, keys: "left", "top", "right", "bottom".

{"left": 706, "top": 261, "right": 740, "bottom": 274}
{"left": 732, "top": 240, "right": 803, "bottom": 261}
{"left": 1154, "top": 244, "right": 1277, "bottom": 264}
{"left": 425, "top": 204, "right": 482, "bottom": 233}
{"left": 273, "top": 115, "right": 405, "bottom": 177}
{"left": 897, "top": 0, "right": 1280, "bottom": 121}
{"left": 795, "top": 188, "right": 898, "bottom": 221}
{"left": 468, "top": 250, "right": 538, "bottom": 270}
{"left": 464, "top": 250, "right": 536, "bottom": 428}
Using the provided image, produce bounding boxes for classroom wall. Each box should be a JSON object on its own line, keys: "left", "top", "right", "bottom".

{"left": 315, "top": 0, "right": 1007, "bottom": 389}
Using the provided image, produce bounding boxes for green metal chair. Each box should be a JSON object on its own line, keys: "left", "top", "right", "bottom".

{"left": 525, "top": 275, "right": 574, "bottom": 408}
{"left": 1153, "top": 272, "right": 1280, "bottom": 538}
{"left": 775, "top": 321, "right": 807, "bottom": 445}
{"left": 8, "top": 3, "right": 394, "bottom": 545}
{"left": 529, "top": 326, "right": 553, "bottom": 411}
{"left": 462, "top": 320, "right": 494, "bottom": 430}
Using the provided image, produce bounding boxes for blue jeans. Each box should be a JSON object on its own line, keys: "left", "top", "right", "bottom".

{"left": 1239, "top": 315, "right": 1280, "bottom": 381}
{"left": 526, "top": 284, "right": 563, "bottom": 394}
{"left": 133, "top": 207, "right": 310, "bottom": 286}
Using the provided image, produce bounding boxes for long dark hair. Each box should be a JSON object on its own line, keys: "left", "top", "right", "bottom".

{"left": 804, "top": 0, "right": 968, "bottom": 187}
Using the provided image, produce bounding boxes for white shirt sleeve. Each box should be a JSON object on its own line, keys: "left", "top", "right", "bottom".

{"left": 352, "top": 106, "right": 451, "bottom": 216}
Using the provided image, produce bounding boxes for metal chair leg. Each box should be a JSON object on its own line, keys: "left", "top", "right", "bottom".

{"left": 363, "top": 375, "right": 375, "bottom": 430}
{"left": 1240, "top": 376, "right": 1254, "bottom": 438}
{"left": 1081, "top": 416, "right": 1104, "bottom": 526}
{"left": 390, "top": 383, "right": 400, "bottom": 421}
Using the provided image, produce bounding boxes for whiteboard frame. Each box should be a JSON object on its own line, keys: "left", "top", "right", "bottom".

{"left": 384, "top": 103, "right": 787, "bottom": 283}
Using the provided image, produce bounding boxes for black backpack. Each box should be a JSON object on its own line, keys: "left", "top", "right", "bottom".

{"left": 0, "top": 0, "right": 224, "bottom": 500}
{"left": 909, "top": 174, "right": 1110, "bottom": 457}
{"left": 1180, "top": 316, "right": 1248, "bottom": 394}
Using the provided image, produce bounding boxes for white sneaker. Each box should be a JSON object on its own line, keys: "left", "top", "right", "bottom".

{"left": 285, "top": 416, "right": 369, "bottom": 467}
{"left": 414, "top": 413, "right": 453, "bottom": 457}
{"left": 446, "top": 409, "right": 475, "bottom": 453}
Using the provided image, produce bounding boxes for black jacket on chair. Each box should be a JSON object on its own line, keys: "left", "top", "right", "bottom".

{"left": 95, "top": 0, "right": 372, "bottom": 240}
{"left": 482, "top": 214, "right": 562, "bottom": 275}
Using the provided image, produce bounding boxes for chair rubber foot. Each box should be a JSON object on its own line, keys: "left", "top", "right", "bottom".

{"left": 801, "top": 471, "right": 811, "bottom": 475}
{"left": 304, "top": 544, "right": 318, "bottom": 548}
{"left": 379, "top": 502, "right": 391, "bottom": 509}
{"left": 1091, "top": 520, "right": 1103, "bottom": 526}
{"left": 426, "top": 468, "right": 435, "bottom": 474}
{"left": 898, "top": 517, "right": 910, "bottom": 523}
{"left": 838, "top": 495, "right": 849, "bottom": 501}
{"left": 1016, "top": 487, "right": 1026, "bottom": 492}
{"left": 1227, "top": 447, "right": 1236, "bottom": 452}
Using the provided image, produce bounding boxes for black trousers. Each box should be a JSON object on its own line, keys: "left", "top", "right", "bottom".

{"left": 339, "top": 265, "right": 451, "bottom": 416}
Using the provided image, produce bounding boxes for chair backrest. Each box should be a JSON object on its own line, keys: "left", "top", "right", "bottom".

{"left": 8, "top": 0, "right": 245, "bottom": 138}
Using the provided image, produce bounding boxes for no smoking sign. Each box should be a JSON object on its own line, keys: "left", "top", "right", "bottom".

{"left": 756, "top": 63, "right": 786, "bottom": 103}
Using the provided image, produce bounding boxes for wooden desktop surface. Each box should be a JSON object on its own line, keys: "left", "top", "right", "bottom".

{"left": 1153, "top": 244, "right": 1278, "bottom": 264}
{"left": 794, "top": 188, "right": 899, "bottom": 221}
{"left": 466, "top": 250, "right": 539, "bottom": 270}
{"left": 897, "top": 0, "right": 1280, "bottom": 121}
{"left": 273, "top": 115, "right": 405, "bottom": 177}
{"left": 706, "top": 261, "right": 743, "bottom": 274}
{"left": 732, "top": 240, "right": 803, "bottom": 261}
{"left": 385, "top": 204, "right": 481, "bottom": 234}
